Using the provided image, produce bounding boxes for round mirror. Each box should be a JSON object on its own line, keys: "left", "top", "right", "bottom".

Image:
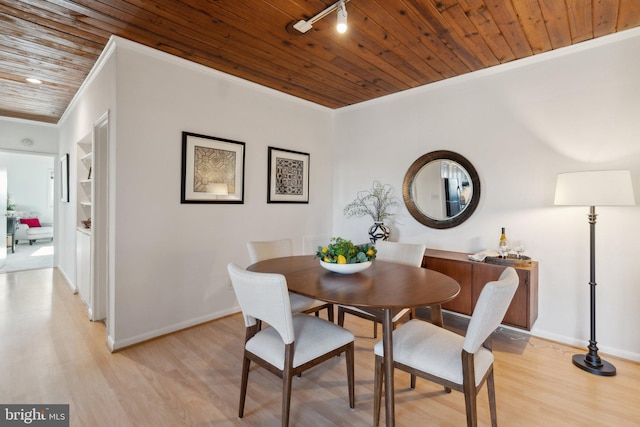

{"left": 403, "top": 150, "right": 480, "bottom": 229}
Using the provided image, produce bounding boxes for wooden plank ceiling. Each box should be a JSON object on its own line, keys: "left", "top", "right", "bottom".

{"left": 1, "top": 0, "right": 639, "bottom": 124}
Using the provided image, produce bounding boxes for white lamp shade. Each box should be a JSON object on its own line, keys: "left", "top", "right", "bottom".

{"left": 554, "top": 170, "right": 635, "bottom": 206}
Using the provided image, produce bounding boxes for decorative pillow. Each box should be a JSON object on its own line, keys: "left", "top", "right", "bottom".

{"left": 20, "top": 218, "right": 41, "bottom": 228}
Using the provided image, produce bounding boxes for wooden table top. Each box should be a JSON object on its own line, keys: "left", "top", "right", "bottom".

{"left": 247, "top": 255, "right": 460, "bottom": 310}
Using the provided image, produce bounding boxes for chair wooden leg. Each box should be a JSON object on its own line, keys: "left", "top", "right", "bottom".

{"left": 327, "top": 304, "right": 334, "bottom": 323}
{"left": 463, "top": 389, "right": 478, "bottom": 427}
{"left": 410, "top": 373, "right": 416, "bottom": 389}
{"left": 373, "top": 354, "right": 383, "bottom": 427}
{"left": 462, "top": 351, "right": 478, "bottom": 427}
{"left": 282, "top": 344, "right": 295, "bottom": 427}
{"left": 373, "top": 320, "right": 378, "bottom": 338}
{"left": 487, "top": 367, "right": 497, "bottom": 427}
{"left": 337, "top": 307, "right": 345, "bottom": 327}
{"left": 345, "top": 342, "right": 355, "bottom": 408}
{"left": 239, "top": 353, "right": 251, "bottom": 418}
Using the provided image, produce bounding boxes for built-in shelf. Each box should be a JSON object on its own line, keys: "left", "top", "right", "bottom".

{"left": 77, "top": 133, "right": 93, "bottom": 229}
{"left": 78, "top": 140, "right": 91, "bottom": 150}
{"left": 76, "top": 227, "right": 91, "bottom": 236}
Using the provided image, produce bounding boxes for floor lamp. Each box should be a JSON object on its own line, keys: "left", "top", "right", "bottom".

{"left": 554, "top": 170, "right": 635, "bottom": 376}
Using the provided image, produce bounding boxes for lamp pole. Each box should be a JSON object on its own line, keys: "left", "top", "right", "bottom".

{"left": 555, "top": 170, "right": 635, "bottom": 377}
{"left": 571, "top": 206, "right": 616, "bottom": 376}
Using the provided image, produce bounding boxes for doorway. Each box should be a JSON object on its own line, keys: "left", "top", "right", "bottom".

{"left": 0, "top": 151, "right": 55, "bottom": 273}
{"left": 91, "top": 112, "right": 109, "bottom": 324}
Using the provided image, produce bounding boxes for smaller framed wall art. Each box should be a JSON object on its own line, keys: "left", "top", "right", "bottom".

{"left": 268, "top": 147, "right": 310, "bottom": 203}
{"left": 181, "top": 132, "right": 245, "bottom": 204}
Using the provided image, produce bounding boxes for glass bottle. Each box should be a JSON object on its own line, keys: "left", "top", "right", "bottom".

{"left": 499, "top": 227, "right": 508, "bottom": 258}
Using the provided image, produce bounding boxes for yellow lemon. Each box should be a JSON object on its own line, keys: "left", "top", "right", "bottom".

{"left": 324, "top": 257, "right": 330, "bottom": 262}
{"left": 337, "top": 254, "right": 347, "bottom": 264}
{"left": 322, "top": 247, "right": 328, "bottom": 253}
{"left": 366, "top": 249, "right": 374, "bottom": 256}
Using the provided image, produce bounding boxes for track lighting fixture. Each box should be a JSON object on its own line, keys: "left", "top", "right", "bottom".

{"left": 336, "top": 1, "right": 348, "bottom": 33}
{"left": 292, "top": 0, "right": 350, "bottom": 34}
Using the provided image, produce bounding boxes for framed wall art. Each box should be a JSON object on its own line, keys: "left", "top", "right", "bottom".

{"left": 268, "top": 147, "right": 309, "bottom": 203}
{"left": 60, "top": 153, "right": 69, "bottom": 203}
{"left": 181, "top": 132, "right": 245, "bottom": 204}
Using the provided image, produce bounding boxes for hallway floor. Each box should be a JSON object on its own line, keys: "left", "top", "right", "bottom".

{"left": 1, "top": 240, "right": 53, "bottom": 273}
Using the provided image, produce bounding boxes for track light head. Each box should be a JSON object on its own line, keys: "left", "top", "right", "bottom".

{"left": 336, "top": 2, "right": 348, "bottom": 33}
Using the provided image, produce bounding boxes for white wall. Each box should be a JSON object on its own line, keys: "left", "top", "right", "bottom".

{"left": 58, "top": 37, "right": 334, "bottom": 349}
{"left": 0, "top": 152, "right": 55, "bottom": 223}
{"left": 58, "top": 44, "right": 118, "bottom": 298}
{"left": 0, "top": 117, "right": 58, "bottom": 154}
{"left": 333, "top": 29, "right": 640, "bottom": 361}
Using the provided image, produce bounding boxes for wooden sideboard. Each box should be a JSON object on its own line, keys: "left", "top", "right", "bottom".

{"left": 423, "top": 249, "right": 538, "bottom": 330}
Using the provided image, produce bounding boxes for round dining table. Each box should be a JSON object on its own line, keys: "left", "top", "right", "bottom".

{"left": 247, "top": 255, "right": 461, "bottom": 427}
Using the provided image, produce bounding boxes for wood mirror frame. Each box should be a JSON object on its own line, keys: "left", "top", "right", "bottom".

{"left": 403, "top": 150, "right": 481, "bottom": 229}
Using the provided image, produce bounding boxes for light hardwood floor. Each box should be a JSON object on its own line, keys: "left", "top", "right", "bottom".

{"left": 1, "top": 268, "right": 639, "bottom": 426}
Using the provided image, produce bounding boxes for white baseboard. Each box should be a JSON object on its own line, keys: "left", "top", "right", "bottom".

{"left": 442, "top": 309, "right": 640, "bottom": 363}
{"left": 56, "top": 266, "right": 77, "bottom": 294}
{"left": 109, "top": 306, "right": 241, "bottom": 351}
{"left": 531, "top": 329, "right": 640, "bottom": 363}
{"left": 106, "top": 335, "right": 115, "bottom": 352}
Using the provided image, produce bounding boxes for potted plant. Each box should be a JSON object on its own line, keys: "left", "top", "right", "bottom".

{"left": 343, "top": 181, "right": 400, "bottom": 243}
{"left": 6, "top": 193, "right": 16, "bottom": 212}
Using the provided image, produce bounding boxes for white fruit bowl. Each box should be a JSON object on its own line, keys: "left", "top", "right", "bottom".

{"left": 320, "top": 260, "right": 372, "bottom": 274}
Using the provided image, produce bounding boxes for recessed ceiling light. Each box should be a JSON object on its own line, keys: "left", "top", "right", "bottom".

{"left": 26, "top": 77, "right": 43, "bottom": 84}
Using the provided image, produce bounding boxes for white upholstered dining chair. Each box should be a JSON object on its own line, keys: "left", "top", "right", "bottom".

{"left": 227, "top": 263, "right": 355, "bottom": 427}
{"left": 372, "top": 267, "right": 519, "bottom": 427}
{"left": 337, "top": 240, "right": 427, "bottom": 337}
{"left": 247, "top": 238, "right": 334, "bottom": 321}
